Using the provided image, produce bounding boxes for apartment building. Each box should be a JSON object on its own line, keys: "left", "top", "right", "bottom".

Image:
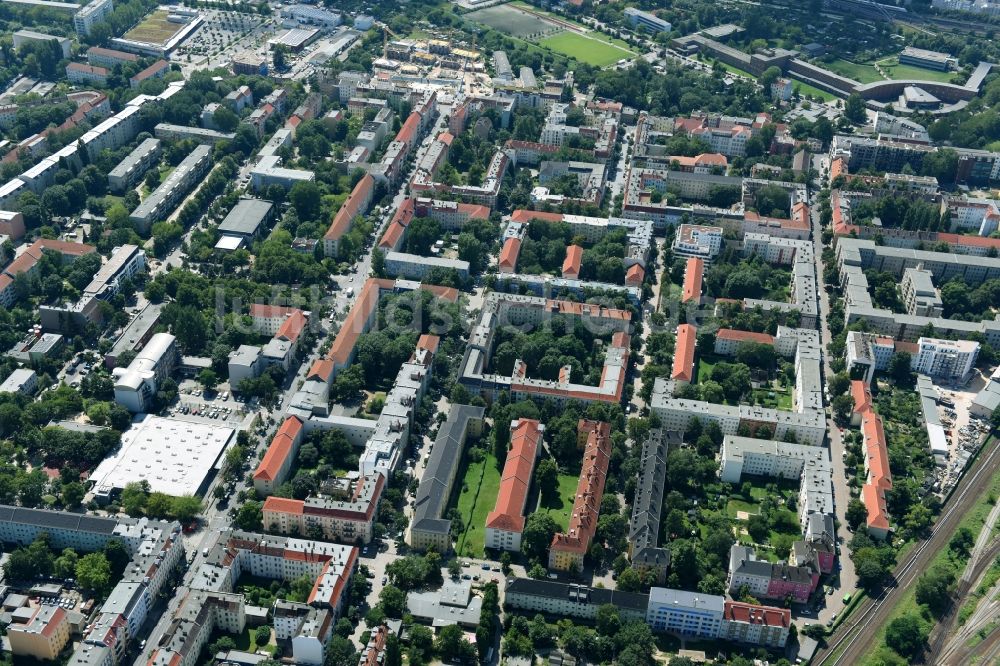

{"left": 74, "top": 0, "right": 113, "bottom": 36}
{"left": 902, "top": 267, "right": 943, "bottom": 316}
{"left": 130, "top": 60, "right": 171, "bottom": 89}
{"left": 484, "top": 419, "right": 543, "bottom": 552}
{"left": 262, "top": 473, "right": 384, "bottom": 544}
{"left": 912, "top": 337, "right": 979, "bottom": 383}
{"left": 7, "top": 606, "right": 71, "bottom": 659}
{"left": 646, "top": 588, "right": 723, "bottom": 638}
{"left": 129, "top": 144, "right": 212, "bottom": 234}
{"left": 628, "top": 429, "right": 674, "bottom": 583}
{"left": 112, "top": 333, "right": 177, "bottom": 413}
{"left": 720, "top": 601, "right": 791, "bottom": 648}
{"left": 505, "top": 579, "right": 649, "bottom": 624}
{"left": 0, "top": 368, "right": 38, "bottom": 396}
{"left": 250, "top": 155, "right": 315, "bottom": 192}
{"left": 87, "top": 46, "right": 139, "bottom": 68}
{"left": 671, "top": 224, "right": 723, "bottom": 260}
{"left": 108, "top": 138, "right": 162, "bottom": 193}
{"left": 727, "top": 545, "right": 818, "bottom": 603}
{"left": 719, "top": 436, "right": 826, "bottom": 483}
{"left": 253, "top": 416, "right": 305, "bottom": 495}
{"left": 549, "top": 421, "right": 611, "bottom": 572}
{"left": 66, "top": 63, "right": 109, "bottom": 86}
{"left": 852, "top": 380, "right": 892, "bottom": 540}
{"left": 409, "top": 405, "right": 486, "bottom": 551}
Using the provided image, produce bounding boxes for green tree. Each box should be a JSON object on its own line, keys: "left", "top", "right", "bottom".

{"left": 846, "top": 498, "right": 868, "bottom": 530}
{"left": 915, "top": 566, "right": 955, "bottom": 617}
{"left": 535, "top": 458, "right": 559, "bottom": 504}
{"left": 521, "top": 512, "right": 559, "bottom": 560}
{"left": 120, "top": 480, "right": 150, "bottom": 516}
{"left": 435, "top": 624, "right": 475, "bottom": 662}
{"left": 289, "top": 181, "right": 322, "bottom": 221}
{"left": 844, "top": 93, "right": 866, "bottom": 123}
{"left": 378, "top": 584, "right": 406, "bottom": 618}
{"left": 171, "top": 495, "right": 202, "bottom": 523}
{"left": 61, "top": 481, "right": 86, "bottom": 508}
{"left": 54, "top": 548, "right": 79, "bottom": 579}
{"left": 885, "top": 614, "right": 928, "bottom": 659}
{"left": 76, "top": 552, "right": 112, "bottom": 594}
{"left": 254, "top": 625, "right": 271, "bottom": 647}
{"left": 595, "top": 604, "right": 621, "bottom": 636}
{"left": 198, "top": 368, "right": 219, "bottom": 392}
{"left": 234, "top": 500, "right": 263, "bottom": 530}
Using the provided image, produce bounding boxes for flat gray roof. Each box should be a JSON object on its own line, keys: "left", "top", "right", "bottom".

{"left": 217, "top": 199, "right": 273, "bottom": 238}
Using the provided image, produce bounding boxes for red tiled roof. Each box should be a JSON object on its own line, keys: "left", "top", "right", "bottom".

{"left": 250, "top": 304, "right": 298, "bottom": 319}
{"left": 668, "top": 152, "right": 728, "bottom": 168}
{"left": 935, "top": 233, "right": 1000, "bottom": 249}
{"left": 510, "top": 209, "right": 563, "bottom": 224}
{"left": 562, "top": 244, "right": 583, "bottom": 278}
{"left": 307, "top": 359, "right": 334, "bottom": 382}
{"left": 550, "top": 420, "right": 611, "bottom": 555}
{"left": 437, "top": 131, "right": 454, "bottom": 146}
{"left": 254, "top": 416, "right": 303, "bottom": 482}
{"left": 485, "top": 418, "right": 542, "bottom": 533}
{"left": 830, "top": 156, "right": 846, "bottom": 181}
{"left": 716, "top": 328, "right": 774, "bottom": 345}
{"left": 130, "top": 59, "right": 169, "bottom": 83}
{"left": 792, "top": 201, "right": 810, "bottom": 228}
{"left": 324, "top": 174, "right": 374, "bottom": 242}
{"left": 672, "top": 324, "right": 697, "bottom": 382}
{"left": 681, "top": 257, "right": 704, "bottom": 304}
{"left": 396, "top": 112, "right": 421, "bottom": 147}
{"left": 3, "top": 253, "right": 37, "bottom": 277}
{"left": 378, "top": 198, "right": 415, "bottom": 250}
{"left": 326, "top": 278, "right": 385, "bottom": 367}
{"left": 863, "top": 483, "right": 890, "bottom": 530}
{"left": 275, "top": 310, "right": 307, "bottom": 342}
{"left": 263, "top": 496, "right": 304, "bottom": 515}
{"left": 625, "top": 264, "right": 644, "bottom": 286}
{"left": 850, "top": 380, "right": 871, "bottom": 413}
{"left": 32, "top": 239, "right": 96, "bottom": 256}
{"left": 88, "top": 46, "right": 138, "bottom": 62}
{"left": 67, "top": 63, "right": 108, "bottom": 76}
{"left": 417, "top": 334, "right": 440, "bottom": 353}
{"left": 499, "top": 237, "right": 521, "bottom": 271}
{"left": 723, "top": 601, "right": 790, "bottom": 628}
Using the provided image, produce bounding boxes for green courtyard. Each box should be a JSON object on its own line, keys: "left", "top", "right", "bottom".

{"left": 452, "top": 451, "right": 502, "bottom": 558}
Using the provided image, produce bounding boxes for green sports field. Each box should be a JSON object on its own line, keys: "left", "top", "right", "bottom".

{"left": 539, "top": 31, "right": 633, "bottom": 66}
{"left": 824, "top": 58, "right": 883, "bottom": 84}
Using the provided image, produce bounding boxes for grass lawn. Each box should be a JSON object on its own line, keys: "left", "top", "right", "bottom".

{"left": 753, "top": 387, "right": 793, "bottom": 411}
{"left": 453, "top": 452, "right": 502, "bottom": 558}
{"left": 538, "top": 472, "right": 580, "bottom": 531}
{"left": 727, "top": 498, "right": 760, "bottom": 518}
{"left": 824, "top": 58, "right": 883, "bottom": 83}
{"left": 790, "top": 78, "right": 838, "bottom": 102}
{"left": 861, "top": 461, "right": 1000, "bottom": 663}
{"left": 876, "top": 58, "right": 960, "bottom": 83}
{"left": 232, "top": 626, "right": 274, "bottom": 654}
{"left": 539, "top": 31, "right": 634, "bottom": 67}
{"left": 695, "top": 353, "right": 722, "bottom": 384}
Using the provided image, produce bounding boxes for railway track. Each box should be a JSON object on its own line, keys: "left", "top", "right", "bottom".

{"left": 812, "top": 439, "right": 1000, "bottom": 665}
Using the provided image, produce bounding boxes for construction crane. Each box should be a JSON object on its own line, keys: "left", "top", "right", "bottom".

{"left": 381, "top": 24, "right": 397, "bottom": 60}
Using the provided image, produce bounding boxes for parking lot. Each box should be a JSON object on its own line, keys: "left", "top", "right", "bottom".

{"left": 172, "top": 9, "right": 275, "bottom": 70}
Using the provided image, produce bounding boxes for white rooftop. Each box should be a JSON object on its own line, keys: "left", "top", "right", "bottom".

{"left": 89, "top": 415, "right": 235, "bottom": 497}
